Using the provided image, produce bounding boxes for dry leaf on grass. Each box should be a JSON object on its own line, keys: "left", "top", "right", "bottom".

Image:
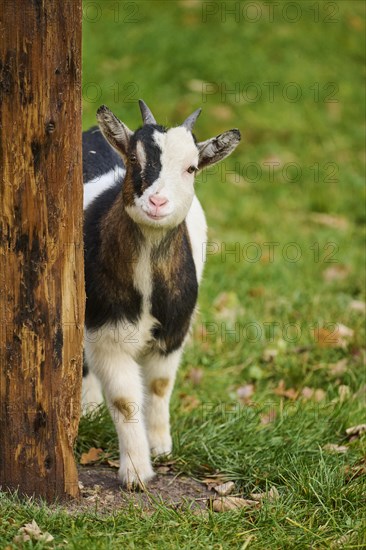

{"left": 13, "top": 520, "right": 54, "bottom": 545}
{"left": 250, "top": 486, "right": 279, "bottom": 502}
{"left": 179, "top": 393, "right": 201, "bottom": 412}
{"left": 186, "top": 367, "right": 204, "bottom": 386}
{"left": 301, "top": 387, "right": 326, "bottom": 402}
{"left": 248, "top": 286, "right": 266, "bottom": 298}
{"left": 330, "top": 531, "right": 355, "bottom": 549}
{"left": 156, "top": 466, "right": 170, "bottom": 474}
{"left": 213, "top": 291, "right": 244, "bottom": 323}
{"left": 313, "top": 324, "right": 354, "bottom": 348}
{"left": 345, "top": 424, "right": 366, "bottom": 437}
{"left": 107, "top": 459, "right": 120, "bottom": 469}
{"left": 328, "top": 359, "right": 348, "bottom": 377}
{"left": 262, "top": 348, "right": 278, "bottom": 362}
{"left": 213, "top": 481, "right": 235, "bottom": 496}
{"left": 344, "top": 458, "right": 366, "bottom": 480}
{"left": 236, "top": 384, "right": 255, "bottom": 403}
{"left": 338, "top": 385, "right": 351, "bottom": 402}
{"left": 273, "top": 379, "right": 298, "bottom": 400}
{"left": 202, "top": 474, "right": 229, "bottom": 489}
{"left": 80, "top": 447, "right": 104, "bottom": 465}
{"left": 186, "top": 78, "right": 209, "bottom": 92}
{"left": 349, "top": 299, "right": 366, "bottom": 313}
{"left": 210, "top": 105, "right": 234, "bottom": 121}
{"left": 309, "top": 212, "right": 349, "bottom": 230}
{"left": 323, "top": 265, "right": 349, "bottom": 282}
{"left": 323, "top": 443, "right": 348, "bottom": 454}
{"left": 211, "top": 496, "right": 260, "bottom": 512}
{"left": 260, "top": 409, "right": 277, "bottom": 425}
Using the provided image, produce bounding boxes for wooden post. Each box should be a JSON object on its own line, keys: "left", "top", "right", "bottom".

{"left": 0, "top": 1, "right": 84, "bottom": 500}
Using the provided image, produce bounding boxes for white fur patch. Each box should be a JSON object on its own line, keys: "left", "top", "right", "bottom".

{"left": 186, "top": 195, "right": 207, "bottom": 282}
{"left": 127, "top": 127, "right": 199, "bottom": 228}
{"left": 84, "top": 165, "right": 125, "bottom": 210}
{"left": 136, "top": 141, "right": 147, "bottom": 170}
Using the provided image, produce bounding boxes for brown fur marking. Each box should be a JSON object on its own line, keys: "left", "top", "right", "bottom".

{"left": 151, "top": 377, "right": 170, "bottom": 397}
{"left": 100, "top": 194, "right": 142, "bottom": 300}
{"left": 113, "top": 397, "right": 135, "bottom": 420}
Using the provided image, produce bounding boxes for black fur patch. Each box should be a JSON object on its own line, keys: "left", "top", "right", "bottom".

{"left": 82, "top": 352, "right": 89, "bottom": 377}
{"left": 84, "top": 183, "right": 143, "bottom": 330}
{"left": 128, "top": 125, "right": 166, "bottom": 196}
{"left": 83, "top": 126, "right": 124, "bottom": 182}
{"left": 150, "top": 224, "right": 198, "bottom": 355}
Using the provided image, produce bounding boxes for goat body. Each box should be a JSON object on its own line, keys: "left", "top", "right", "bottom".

{"left": 82, "top": 101, "right": 240, "bottom": 486}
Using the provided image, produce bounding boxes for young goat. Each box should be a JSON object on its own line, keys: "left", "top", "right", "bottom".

{"left": 82, "top": 101, "right": 240, "bottom": 487}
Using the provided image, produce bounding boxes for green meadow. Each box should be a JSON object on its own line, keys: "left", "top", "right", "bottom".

{"left": 1, "top": 1, "right": 365, "bottom": 548}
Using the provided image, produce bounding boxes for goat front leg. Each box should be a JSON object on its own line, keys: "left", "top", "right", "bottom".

{"left": 86, "top": 343, "right": 154, "bottom": 488}
{"left": 141, "top": 349, "right": 182, "bottom": 457}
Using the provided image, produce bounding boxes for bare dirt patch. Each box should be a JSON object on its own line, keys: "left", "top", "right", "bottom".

{"left": 63, "top": 465, "right": 213, "bottom": 514}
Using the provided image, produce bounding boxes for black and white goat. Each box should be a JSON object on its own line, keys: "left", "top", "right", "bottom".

{"left": 82, "top": 100, "right": 240, "bottom": 487}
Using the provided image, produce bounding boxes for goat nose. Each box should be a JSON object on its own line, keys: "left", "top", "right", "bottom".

{"left": 149, "top": 194, "right": 168, "bottom": 207}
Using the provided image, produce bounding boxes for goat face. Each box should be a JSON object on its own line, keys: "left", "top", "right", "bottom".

{"left": 97, "top": 101, "right": 241, "bottom": 229}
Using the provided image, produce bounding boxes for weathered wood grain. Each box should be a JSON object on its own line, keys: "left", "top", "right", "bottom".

{"left": 0, "top": 0, "right": 84, "bottom": 500}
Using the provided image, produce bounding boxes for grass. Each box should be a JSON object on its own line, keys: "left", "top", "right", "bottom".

{"left": 1, "top": 0, "right": 365, "bottom": 548}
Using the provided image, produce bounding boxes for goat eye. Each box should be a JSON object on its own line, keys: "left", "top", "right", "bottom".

{"left": 187, "top": 165, "right": 197, "bottom": 174}
{"left": 129, "top": 154, "right": 137, "bottom": 163}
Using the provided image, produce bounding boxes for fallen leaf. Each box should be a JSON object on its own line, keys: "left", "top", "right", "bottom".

{"left": 344, "top": 458, "right": 366, "bottom": 480}
{"left": 211, "top": 496, "right": 260, "bottom": 512}
{"left": 262, "top": 348, "right": 278, "bottom": 362}
{"left": 323, "top": 265, "right": 349, "bottom": 282}
{"left": 202, "top": 474, "right": 229, "bottom": 489}
{"left": 314, "top": 389, "right": 326, "bottom": 401}
{"left": 213, "top": 481, "right": 235, "bottom": 496}
{"left": 310, "top": 213, "right": 349, "bottom": 230}
{"left": 260, "top": 409, "right": 277, "bottom": 425}
{"left": 349, "top": 299, "right": 366, "bottom": 313}
{"left": 313, "top": 325, "right": 354, "bottom": 348}
{"left": 179, "top": 393, "right": 201, "bottom": 412}
{"left": 155, "top": 459, "right": 178, "bottom": 467}
{"left": 156, "top": 466, "right": 170, "bottom": 474}
{"left": 250, "top": 486, "right": 279, "bottom": 502}
{"left": 107, "top": 459, "right": 120, "bottom": 469}
{"left": 330, "top": 531, "right": 355, "bottom": 549}
{"left": 236, "top": 384, "right": 255, "bottom": 403}
{"left": 213, "top": 291, "right": 244, "bottom": 323}
{"left": 13, "top": 520, "right": 53, "bottom": 545}
{"left": 301, "top": 387, "right": 313, "bottom": 400}
{"left": 273, "top": 380, "right": 298, "bottom": 400}
{"left": 338, "top": 385, "right": 351, "bottom": 402}
{"left": 323, "top": 443, "right": 348, "bottom": 454}
{"left": 80, "top": 447, "right": 104, "bottom": 465}
{"left": 301, "top": 387, "right": 325, "bottom": 402}
{"left": 186, "top": 367, "right": 204, "bottom": 386}
{"left": 345, "top": 424, "right": 366, "bottom": 437}
{"left": 186, "top": 78, "right": 209, "bottom": 93}
{"left": 248, "top": 286, "right": 266, "bottom": 298}
{"left": 328, "top": 359, "right": 348, "bottom": 377}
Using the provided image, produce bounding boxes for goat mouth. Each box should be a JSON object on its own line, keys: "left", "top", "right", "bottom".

{"left": 145, "top": 211, "right": 169, "bottom": 221}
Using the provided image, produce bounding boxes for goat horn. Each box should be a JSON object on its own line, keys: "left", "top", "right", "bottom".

{"left": 181, "top": 108, "right": 202, "bottom": 131}
{"left": 138, "top": 99, "right": 157, "bottom": 125}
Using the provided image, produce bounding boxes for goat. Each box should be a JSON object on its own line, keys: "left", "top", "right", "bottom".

{"left": 82, "top": 100, "right": 241, "bottom": 487}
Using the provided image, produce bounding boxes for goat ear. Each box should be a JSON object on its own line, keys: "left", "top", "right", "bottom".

{"left": 96, "top": 105, "right": 133, "bottom": 160}
{"left": 197, "top": 129, "right": 241, "bottom": 171}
